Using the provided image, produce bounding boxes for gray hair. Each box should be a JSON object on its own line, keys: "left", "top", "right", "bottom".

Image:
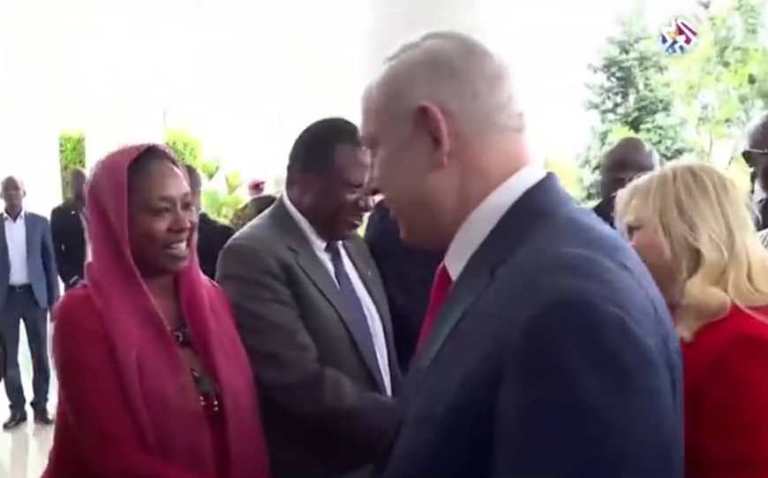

{"left": 374, "top": 31, "right": 523, "bottom": 134}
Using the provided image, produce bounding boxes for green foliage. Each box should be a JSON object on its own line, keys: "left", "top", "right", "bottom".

{"left": 224, "top": 171, "right": 243, "bottom": 195}
{"left": 582, "top": 16, "right": 693, "bottom": 200}
{"left": 202, "top": 189, "right": 246, "bottom": 225}
{"left": 165, "top": 129, "right": 221, "bottom": 180}
{"left": 545, "top": 157, "right": 584, "bottom": 200}
{"left": 669, "top": 0, "right": 768, "bottom": 162}
{"left": 583, "top": 0, "right": 768, "bottom": 200}
{"left": 58, "top": 131, "right": 86, "bottom": 200}
{"left": 165, "top": 129, "right": 245, "bottom": 223}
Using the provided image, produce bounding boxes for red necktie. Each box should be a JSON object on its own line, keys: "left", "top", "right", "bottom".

{"left": 416, "top": 263, "right": 453, "bottom": 351}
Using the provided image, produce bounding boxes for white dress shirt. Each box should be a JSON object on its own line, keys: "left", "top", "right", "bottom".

{"left": 444, "top": 165, "right": 546, "bottom": 281}
{"left": 283, "top": 194, "right": 392, "bottom": 396}
{"left": 81, "top": 210, "right": 92, "bottom": 264}
{"left": 3, "top": 209, "right": 30, "bottom": 285}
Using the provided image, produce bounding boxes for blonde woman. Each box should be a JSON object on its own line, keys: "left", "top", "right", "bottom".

{"left": 616, "top": 162, "right": 768, "bottom": 478}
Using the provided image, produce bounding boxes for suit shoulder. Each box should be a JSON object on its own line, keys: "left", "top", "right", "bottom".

{"left": 27, "top": 212, "right": 49, "bottom": 224}
{"left": 492, "top": 211, "right": 665, "bottom": 318}
{"left": 227, "top": 213, "right": 281, "bottom": 248}
{"left": 220, "top": 220, "right": 289, "bottom": 267}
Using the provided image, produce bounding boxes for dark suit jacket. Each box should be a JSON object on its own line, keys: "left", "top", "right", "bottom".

{"left": 0, "top": 212, "right": 60, "bottom": 311}
{"left": 382, "top": 175, "right": 683, "bottom": 478}
{"left": 217, "top": 197, "right": 401, "bottom": 478}
{"left": 197, "top": 212, "right": 234, "bottom": 280}
{"left": 364, "top": 201, "right": 443, "bottom": 371}
{"left": 0, "top": 333, "right": 5, "bottom": 383}
{"left": 592, "top": 194, "right": 616, "bottom": 228}
{"left": 51, "top": 202, "right": 86, "bottom": 288}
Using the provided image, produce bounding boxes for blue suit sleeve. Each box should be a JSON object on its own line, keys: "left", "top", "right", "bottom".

{"left": 41, "top": 218, "right": 60, "bottom": 307}
{"left": 492, "top": 299, "right": 683, "bottom": 477}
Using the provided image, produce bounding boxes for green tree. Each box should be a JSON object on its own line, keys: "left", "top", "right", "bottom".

{"left": 545, "top": 156, "right": 584, "bottom": 199}
{"left": 58, "top": 131, "right": 86, "bottom": 200}
{"left": 165, "top": 129, "right": 221, "bottom": 180}
{"left": 164, "top": 129, "right": 245, "bottom": 223}
{"left": 583, "top": 0, "right": 768, "bottom": 200}
{"left": 581, "top": 16, "right": 694, "bottom": 201}
{"left": 669, "top": 0, "right": 768, "bottom": 163}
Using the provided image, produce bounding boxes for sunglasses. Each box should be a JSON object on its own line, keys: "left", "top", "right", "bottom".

{"left": 742, "top": 148, "right": 768, "bottom": 167}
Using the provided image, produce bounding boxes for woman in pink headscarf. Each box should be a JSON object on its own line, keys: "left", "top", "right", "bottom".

{"left": 44, "top": 144, "right": 270, "bottom": 478}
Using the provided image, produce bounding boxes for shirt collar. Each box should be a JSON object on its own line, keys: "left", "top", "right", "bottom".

{"left": 444, "top": 165, "right": 546, "bottom": 281}
{"left": 2, "top": 209, "right": 25, "bottom": 223}
{"left": 282, "top": 193, "right": 329, "bottom": 253}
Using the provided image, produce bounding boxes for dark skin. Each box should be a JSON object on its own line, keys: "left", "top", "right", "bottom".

{"left": 128, "top": 156, "right": 196, "bottom": 328}
{"left": 744, "top": 115, "right": 768, "bottom": 194}
{"left": 1, "top": 176, "right": 25, "bottom": 220}
{"left": 70, "top": 169, "right": 87, "bottom": 210}
{"left": 128, "top": 155, "right": 210, "bottom": 382}
{"left": 288, "top": 144, "right": 374, "bottom": 242}
{"left": 600, "top": 138, "right": 657, "bottom": 201}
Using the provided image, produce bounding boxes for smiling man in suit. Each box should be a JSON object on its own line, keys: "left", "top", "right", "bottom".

{"left": 217, "top": 118, "right": 400, "bottom": 478}
{"left": 1, "top": 176, "right": 59, "bottom": 430}
{"left": 361, "top": 32, "right": 683, "bottom": 477}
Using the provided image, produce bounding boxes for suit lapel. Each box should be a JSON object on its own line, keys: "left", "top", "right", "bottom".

{"left": 272, "top": 199, "right": 387, "bottom": 392}
{"left": 416, "top": 174, "right": 573, "bottom": 369}
{"left": 416, "top": 245, "right": 498, "bottom": 369}
{"left": 293, "top": 246, "right": 348, "bottom": 322}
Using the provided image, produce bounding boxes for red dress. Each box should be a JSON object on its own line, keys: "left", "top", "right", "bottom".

{"left": 45, "top": 289, "right": 226, "bottom": 477}
{"left": 683, "top": 305, "right": 768, "bottom": 477}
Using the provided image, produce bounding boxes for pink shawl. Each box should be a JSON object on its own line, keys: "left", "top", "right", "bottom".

{"left": 84, "top": 144, "right": 269, "bottom": 478}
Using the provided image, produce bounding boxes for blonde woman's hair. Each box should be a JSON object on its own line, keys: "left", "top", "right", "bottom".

{"left": 615, "top": 161, "right": 768, "bottom": 340}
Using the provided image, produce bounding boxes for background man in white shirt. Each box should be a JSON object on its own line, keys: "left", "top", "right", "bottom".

{"left": 0, "top": 176, "right": 59, "bottom": 430}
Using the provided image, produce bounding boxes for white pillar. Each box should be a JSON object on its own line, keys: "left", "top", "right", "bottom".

{"left": 364, "top": 0, "right": 486, "bottom": 77}
{"left": 0, "top": 1, "right": 62, "bottom": 216}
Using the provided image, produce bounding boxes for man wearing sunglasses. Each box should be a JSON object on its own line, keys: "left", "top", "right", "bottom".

{"left": 743, "top": 113, "right": 768, "bottom": 246}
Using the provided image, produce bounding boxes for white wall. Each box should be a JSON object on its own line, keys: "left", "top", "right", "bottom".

{"left": 0, "top": 0, "right": 62, "bottom": 217}
{"left": 1, "top": 0, "right": 705, "bottom": 216}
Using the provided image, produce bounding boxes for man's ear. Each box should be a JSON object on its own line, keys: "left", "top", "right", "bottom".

{"left": 414, "top": 102, "right": 451, "bottom": 168}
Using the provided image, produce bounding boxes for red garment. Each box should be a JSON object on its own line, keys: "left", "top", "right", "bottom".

{"left": 416, "top": 263, "right": 452, "bottom": 350}
{"left": 44, "top": 144, "right": 270, "bottom": 478}
{"left": 684, "top": 304, "right": 768, "bottom": 478}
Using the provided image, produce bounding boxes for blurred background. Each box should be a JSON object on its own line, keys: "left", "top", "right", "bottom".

{"left": 3, "top": 0, "right": 766, "bottom": 224}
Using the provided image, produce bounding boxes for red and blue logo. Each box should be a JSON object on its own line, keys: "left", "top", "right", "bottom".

{"left": 660, "top": 18, "right": 699, "bottom": 55}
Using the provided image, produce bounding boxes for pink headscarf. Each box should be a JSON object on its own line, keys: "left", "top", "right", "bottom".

{"left": 85, "top": 144, "right": 269, "bottom": 478}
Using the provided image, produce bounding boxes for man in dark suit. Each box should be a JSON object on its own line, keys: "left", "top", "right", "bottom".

{"left": 183, "top": 164, "right": 234, "bottom": 280}
{"left": 1, "top": 176, "right": 59, "bottom": 430}
{"left": 361, "top": 32, "right": 683, "bottom": 477}
{"left": 744, "top": 113, "right": 768, "bottom": 230}
{"left": 51, "top": 168, "right": 87, "bottom": 290}
{"left": 365, "top": 200, "right": 442, "bottom": 371}
{"left": 593, "top": 137, "right": 659, "bottom": 228}
{"left": 217, "top": 118, "right": 400, "bottom": 478}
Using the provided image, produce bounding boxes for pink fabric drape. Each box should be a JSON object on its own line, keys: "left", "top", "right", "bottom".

{"left": 83, "top": 144, "right": 269, "bottom": 477}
